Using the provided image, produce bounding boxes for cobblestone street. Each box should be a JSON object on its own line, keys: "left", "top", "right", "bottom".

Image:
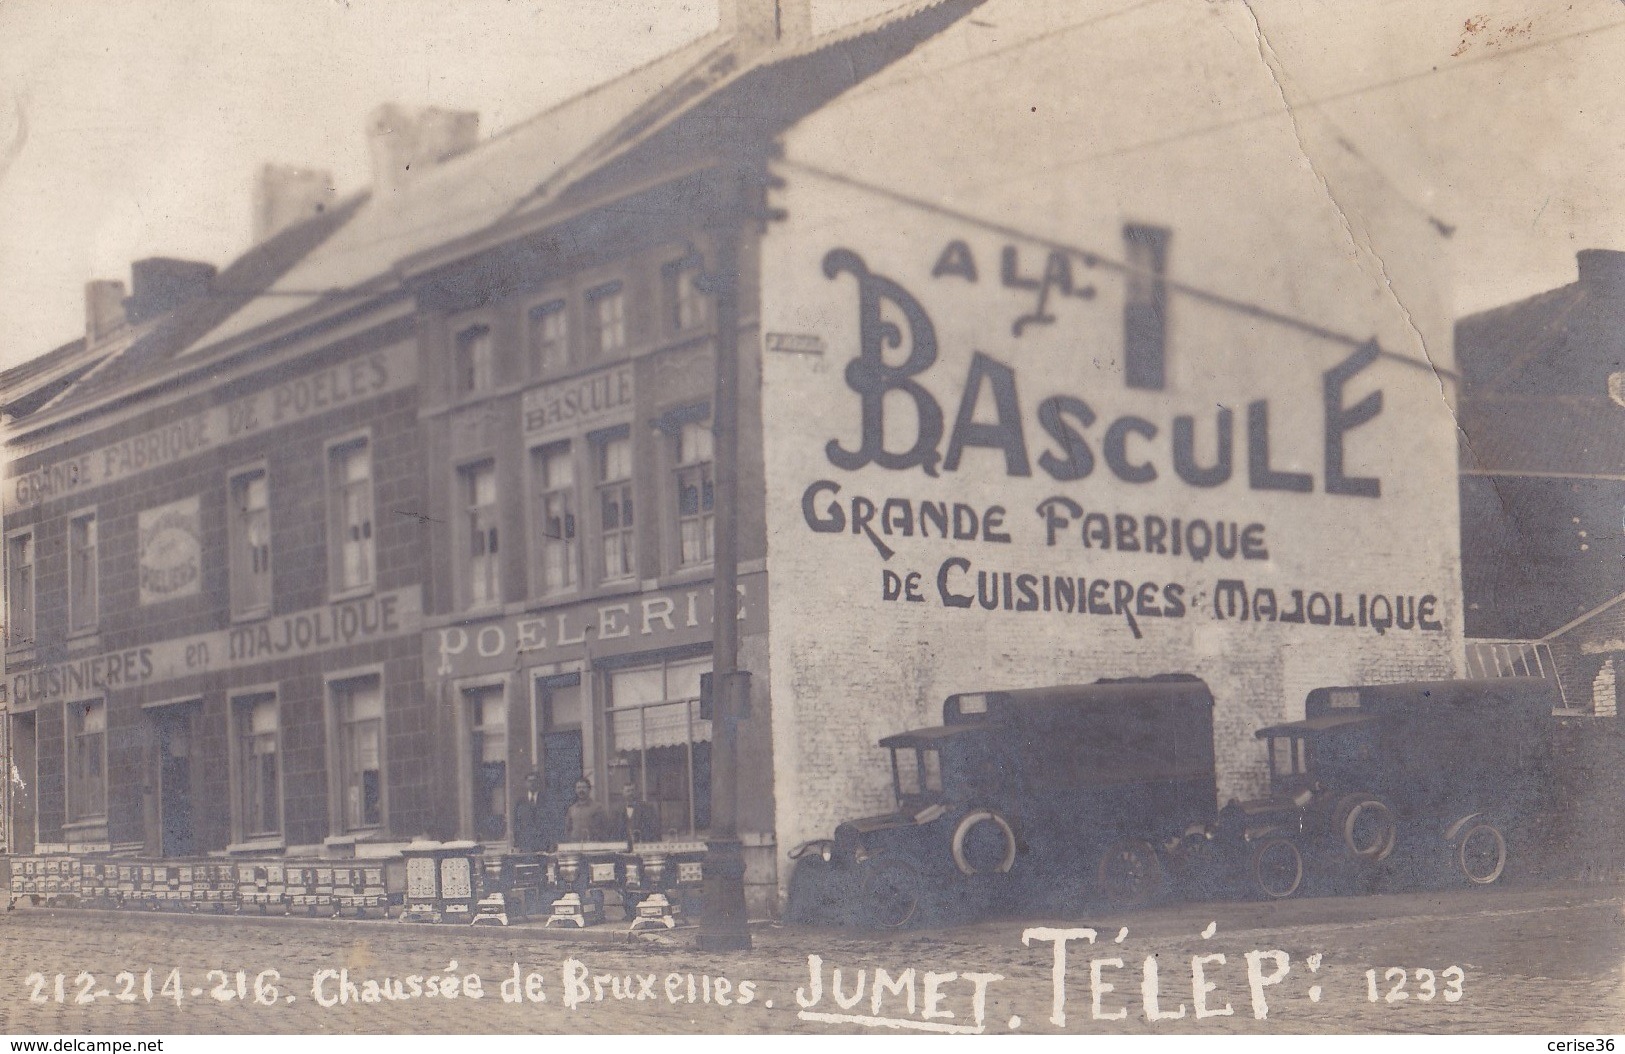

{"left": 1, "top": 882, "right": 1620, "bottom": 1035}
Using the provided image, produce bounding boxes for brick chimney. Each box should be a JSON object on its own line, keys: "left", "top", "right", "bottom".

{"left": 367, "top": 104, "right": 480, "bottom": 195}
{"left": 720, "top": 0, "right": 812, "bottom": 48}
{"left": 1578, "top": 249, "right": 1625, "bottom": 300}
{"left": 253, "top": 164, "right": 336, "bottom": 242}
{"left": 84, "top": 280, "right": 127, "bottom": 345}
{"left": 123, "top": 258, "right": 217, "bottom": 324}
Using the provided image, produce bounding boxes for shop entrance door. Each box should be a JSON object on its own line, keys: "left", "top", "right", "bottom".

{"left": 536, "top": 675, "right": 583, "bottom": 847}
{"left": 156, "top": 709, "right": 195, "bottom": 857}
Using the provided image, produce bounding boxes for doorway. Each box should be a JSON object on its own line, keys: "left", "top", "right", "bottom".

{"left": 154, "top": 707, "right": 195, "bottom": 857}
{"left": 535, "top": 674, "right": 583, "bottom": 847}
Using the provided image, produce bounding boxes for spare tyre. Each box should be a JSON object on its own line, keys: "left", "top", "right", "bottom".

{"left": 1333, "top": 794, "right": 1397, "bottom": 860}
{"left": 950, "top": 809, "right": 1017, "bottom": 876}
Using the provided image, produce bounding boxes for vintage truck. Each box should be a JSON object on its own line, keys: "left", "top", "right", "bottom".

{"left": 785, "top": 675, "right": 1219, "bottom": 927}
{"left": 1215, "top": 677, "right": 1564, "bottom": 899}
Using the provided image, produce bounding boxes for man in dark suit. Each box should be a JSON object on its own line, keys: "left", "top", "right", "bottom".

{"left": 512, "top": 770, "right": 549, "bottom": 852}
{"left": 619, "top": 777, "right": 661, "bottom": 849}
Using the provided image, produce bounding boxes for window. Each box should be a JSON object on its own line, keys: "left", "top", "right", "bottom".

{"left": 461, "top": 460, "right": 500, "bottom": 607}
{"left": 331, "top": 675, "right": 383, "bottom": 831}
{"left": 455, "top": 323, "right": 495, "bottom": 394}
{"left": 596, "top": 433, "right": 635, "bottom": 582}
{"left": 1123, "top": 224, "right": 1170, "bottom": 391}
{"left": 229, "top": 468, "right": 271, "bottom": 616}
{"left": 664, "top": 256, "right": 709, "bottom": 332}
{"left": 326, "top": 439, "right": 374, "bottom": 593}
{"left": 233, "top": 693, "right": 280, "bottom": 839}
{"left": 606, "top": 655, "right": 711, "bottom": 837}
{"left": 67, "top": 700, "right": 107, "bottom": 822}
{"left": 586, "top": 282, "right": 626, "bottom": 357}
{"left": 465, "top": 684, "right": 508, "bottom": 841}
{"left": 532, "top": 442, "right": 578, "bottom": 595}
{"left": 68, "top": 513, "right": 98, "bottom": 633}
{"left": 7, "top": 531, "right": 34, "bottom": 647}
{"left": 527, "top": 300, "right": 568, "bottom": 374}
{"left": 674, "top": 420, "right": 714, "bottom": 567}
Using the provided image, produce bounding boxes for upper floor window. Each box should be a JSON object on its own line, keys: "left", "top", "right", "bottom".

{"left": 675, "top": 421, "right": 714, "bottom": 567}
{"left": 328, "top": 438, "right": 374, "bottom": 593}
{"left": 532, "top": 442, "right": 578, "bottom": 596}
{"left": 461, "top": 460, "right": 500, "bottom": 608}
{"left": 330, "top": 675, "right": 383, "bottom": 832}
{"left": 596, "top": 432, "right": 635, "bottom": 583}
{"left": 68, "top": 513, "right": 98, "bottom": 633}
{"left": 233, "top": 692, "right": 281, "bottom": 840}
{"left": 455, "top": 323, "right": 496, "bottom": 394}
{"left": 664, "top": 256, "right": 710, "bottom": 333}
{"left": 229, "top": 468, "right": 271, "bottom": 617}
{"left": 68, "top": 699, "right": 107, "bottom": 822}
{"left": 586, "top": 282, "right": 626, "bottom": 357}
{"left": 527, "top": 300, "right": 569, "bottom": 374}
{"left": 7, "top": 530, "right": 34, "bottom": 647}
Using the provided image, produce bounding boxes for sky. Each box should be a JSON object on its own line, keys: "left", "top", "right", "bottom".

{"left": 0, "top": 0, "right": 1622, "bottom": 371}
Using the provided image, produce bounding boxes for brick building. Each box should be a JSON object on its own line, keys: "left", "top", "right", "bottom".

{"left": 5, "top": 0, "right": 1468, "bottom": 913}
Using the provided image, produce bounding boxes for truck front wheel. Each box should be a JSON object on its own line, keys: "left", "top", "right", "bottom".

{"left": 1249, "top": 836, "right": 1304, "bottom": 899}
{"left": 859, "top": 857, "right": 922, "bottom": 929}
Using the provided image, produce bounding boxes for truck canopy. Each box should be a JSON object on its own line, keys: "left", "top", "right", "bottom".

{"left": 1304, "top": 678, "right": 1561, "bottom": 721}
{"left": 930, "top": 675, "right": 1217, "bottom": 787}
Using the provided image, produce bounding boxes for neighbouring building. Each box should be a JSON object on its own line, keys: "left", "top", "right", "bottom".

{"left": 1458, "top": 248, "right": 1625, "bottom": 715}
{"left": 4, "top": 0, "right": 1466, "bottom": 914}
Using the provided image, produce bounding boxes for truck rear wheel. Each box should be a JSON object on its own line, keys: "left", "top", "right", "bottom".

{"left": 951, "top": 809, "right": 1017, "bottom": 876}
{"left": 1455, "top": 821, "right": 1507, "bottom": 885}
{"left": 1335, "top": 795, "right": 1396, "bottom": 860}
{"left": 1249, "top": 836, "right": 1304, "bottom": 899}
{"left": 1097, "top": 839, "right": 1164, "bottom": 907}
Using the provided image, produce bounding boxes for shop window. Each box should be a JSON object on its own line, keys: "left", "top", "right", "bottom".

{"left": 674, "top": 420, "right": 715, "bottom": 567}
{"left": 465, "top": 684, "right": 508, "bottom": 842}
{"left": 455, "top": 324, "right": 495, "bottom": 394}
{"left": 328, "top": 438, "right": 374, "bottom": 593}
{"left": 1123, "top": 224, "right": 1170, "bottom": 391}
{"left": 330, "top": 675, "right": 384, "bottom": 832}
{"left": 664, "top": 255, "right": 709, "bottom": 333}
{"left": 67, "top": 699, "right": 107, "bottom": 822}
{"left": 233, "top": 692, "right": 281, "bottom": 839}
{"left": 531, "top": 441, "right": 578, "bottom": 595}
{"left": 460, "top": 460, "right": 500, "bottom": 608}
{"left": 6, "top": 530, "right": 34, "bottom": 647}
{"left": 229, "top": 468, "right": 271, "bottom": 617}
{"left": 527, "top": 299, "right": 569, "bottom": 374}
{"left": 596, "top": 431, "right": 635, "bottom": 583}
{"left": 586, "top": 282, "right": 626, "bottom": 357}
{"left": 606, "top": 655, "right": 711, "bottom": 837}
{"left": 68, "top": 513, "right": 98, "bottom": 633}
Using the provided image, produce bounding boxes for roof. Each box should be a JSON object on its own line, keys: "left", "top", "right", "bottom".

{"left": 30, "top": 0, "right": 984, "bottom": 425}
{"left": 1455, "top": 272, "right": 1625, "bottom": 475}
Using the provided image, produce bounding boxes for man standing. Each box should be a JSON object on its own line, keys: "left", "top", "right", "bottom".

{"left": 512, "top": 770, "right": 548, "bottom": 852}
{"left": 619, "top": 777, "right": 661, "bottom": 849}
{"left": 564, "top": 777, "right": 609, "bottom": 842}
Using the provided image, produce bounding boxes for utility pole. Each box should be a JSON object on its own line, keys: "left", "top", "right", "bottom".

{"left": 698, "top": 164, "right": 752, "bottom": 951}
